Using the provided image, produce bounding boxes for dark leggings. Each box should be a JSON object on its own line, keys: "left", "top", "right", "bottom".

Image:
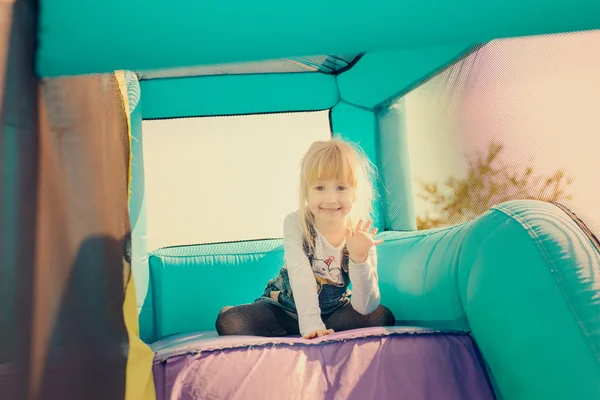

{"left": 215, "top": 301, "right": 396, "bottom": 337}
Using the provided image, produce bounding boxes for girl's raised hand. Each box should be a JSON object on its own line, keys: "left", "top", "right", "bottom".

{"left": 345, "top": 219, "right": 383, "bottom": 263}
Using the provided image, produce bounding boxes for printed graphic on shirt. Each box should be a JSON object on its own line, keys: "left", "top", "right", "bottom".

{"left": 312, "top": 256, "right": 344, "bottom": 287}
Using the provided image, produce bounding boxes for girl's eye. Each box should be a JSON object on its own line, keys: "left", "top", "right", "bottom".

{"left": 315, "top": 186, "right": 324, "bottom": 191}
{"left": 337, "top": 186, "right": 346, "bottom": 191}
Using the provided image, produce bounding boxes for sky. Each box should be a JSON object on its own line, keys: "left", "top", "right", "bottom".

{"left": 142, "top": 30, "right": 600, "bottom": 251}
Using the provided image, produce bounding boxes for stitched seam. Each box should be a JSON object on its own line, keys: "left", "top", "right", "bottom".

{"left": 154, "top": 250, "right": 284, "bottom": 260}
{"left": 149, "top": 228, "right": 463, "bottom": 259}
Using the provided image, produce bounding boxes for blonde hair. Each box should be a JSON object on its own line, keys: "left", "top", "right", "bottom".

{"left": 297, "top": 138, "right": 376, "bottom": 253}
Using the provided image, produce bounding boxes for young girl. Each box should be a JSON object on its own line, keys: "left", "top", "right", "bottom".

{"left": 216, "top": 139, "right": 395, "bottom": 339}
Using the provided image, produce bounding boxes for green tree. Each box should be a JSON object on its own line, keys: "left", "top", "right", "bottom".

{"left": 416, "top": 141, "right": 573, "bottom": 230}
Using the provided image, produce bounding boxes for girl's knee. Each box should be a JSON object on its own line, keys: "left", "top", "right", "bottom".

{"left": 372, "top": 305, "right": 396, "bottom": 326}
{"left": 215, "top": 307, "right": 250, "bottom": 336}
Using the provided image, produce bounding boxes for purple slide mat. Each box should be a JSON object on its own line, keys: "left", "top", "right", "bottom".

{"left": 152, "top": 326, "right": 496, "bottom": 400}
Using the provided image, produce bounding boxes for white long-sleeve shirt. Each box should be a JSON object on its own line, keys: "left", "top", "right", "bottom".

{"left": 283, "top": 211, "right": 381, "bottom": 336}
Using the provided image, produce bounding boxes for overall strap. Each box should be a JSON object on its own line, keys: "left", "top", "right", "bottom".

{"left": 302, "top": 223, "right": 316, "bottom": 264}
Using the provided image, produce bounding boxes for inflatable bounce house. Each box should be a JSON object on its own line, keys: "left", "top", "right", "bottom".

{"left": 1, "top": 1, "right": 600, "bottom": 399}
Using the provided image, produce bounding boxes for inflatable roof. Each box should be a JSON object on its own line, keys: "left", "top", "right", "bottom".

{"left": 38, "top": 0, "right": 600, "bottom": 77}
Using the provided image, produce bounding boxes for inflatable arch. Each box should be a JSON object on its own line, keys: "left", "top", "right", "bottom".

{"left": 1, "top": 0, "right": 599, "bottom": 399}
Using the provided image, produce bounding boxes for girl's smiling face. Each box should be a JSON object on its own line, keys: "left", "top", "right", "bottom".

{"left": 307, "top": 179, "right": 355, "bottom": 224}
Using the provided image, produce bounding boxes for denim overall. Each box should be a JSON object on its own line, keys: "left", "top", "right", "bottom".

{"left": 256, "top": 224, "right": 351, "bottom": 317}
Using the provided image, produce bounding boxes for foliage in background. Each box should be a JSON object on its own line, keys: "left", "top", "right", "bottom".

{"left": 416, "top": 141, "right": 573, "bottom": 230}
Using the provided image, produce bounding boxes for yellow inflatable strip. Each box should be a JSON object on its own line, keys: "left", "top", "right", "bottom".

{"left": 115, "top": 70, "right": 157, "bottom": 400}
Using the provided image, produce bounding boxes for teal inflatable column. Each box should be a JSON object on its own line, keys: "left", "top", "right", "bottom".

{"left": 330, "top": 102, "right": 384, "bottom": 231}
{"left": 125, "top": 72, "right": 153, "bottom": 342}
{"left": 377, "top": 99, "right": 416, "bottom": 230}
{"left": 335, "top": 46, "right": 477, "bottom": 231}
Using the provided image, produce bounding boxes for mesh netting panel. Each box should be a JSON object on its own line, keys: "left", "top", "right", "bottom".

{"left": 142, "top": 112, "right": 331, "bottom": 251}
{"left": 137, "top": 54, "right": 360, "bottom": 80}
{"left": 397, "top": 30, "right": 600, "bottom": 231}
